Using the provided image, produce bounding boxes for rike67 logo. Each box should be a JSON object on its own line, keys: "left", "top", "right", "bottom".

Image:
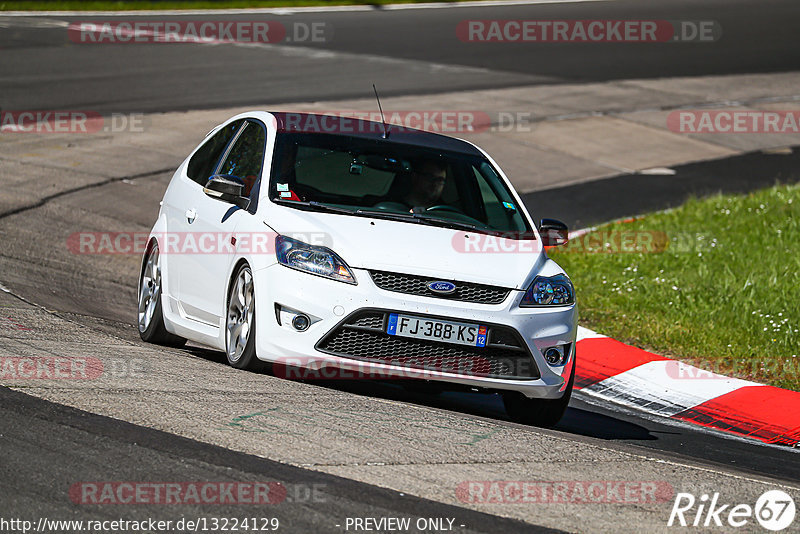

{"left": 668, "top": 490, "right": 795, "bottom": 531}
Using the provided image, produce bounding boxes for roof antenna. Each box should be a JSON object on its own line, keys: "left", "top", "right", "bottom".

{"left": 372, "top": 83, "right": 390, "bottom": 138}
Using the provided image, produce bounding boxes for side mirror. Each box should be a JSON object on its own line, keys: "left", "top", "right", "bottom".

{"left": 539, "top": 218, "right": 569, "bottom": 247}
{"left": 204, "top": 174, "right": 250, "bottom": 210}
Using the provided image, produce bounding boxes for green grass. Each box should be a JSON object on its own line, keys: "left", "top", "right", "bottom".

{"left": 0, "top": 0, "right": 475, "bottom": 10}
{"left": 550, "top": 183, "right": 800, "bottom": 390}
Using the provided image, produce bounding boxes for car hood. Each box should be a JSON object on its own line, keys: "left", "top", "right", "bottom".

{"left": 265, "top": 207, "right": 546, "bottom": 290}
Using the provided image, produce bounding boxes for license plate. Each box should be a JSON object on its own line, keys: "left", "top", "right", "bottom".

{"left": 387, "top": 314, "right": 487, "bottom": 348}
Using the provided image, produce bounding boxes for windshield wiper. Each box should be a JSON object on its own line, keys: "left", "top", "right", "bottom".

{"left": 354, "top": 208, "right": 417, "bottom": 220}
{"left": 414, "top": 215, "right": 478, "bottom": 231}
{"left": 272, "top": 199, "right": 355, "bottom": 215}
{"left": 356, "top": 209, "right": 478, "bottom": 231}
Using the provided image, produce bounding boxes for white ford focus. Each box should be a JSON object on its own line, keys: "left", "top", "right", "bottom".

{"left": 138, "top": 111, "right": 577, "bottom": 426}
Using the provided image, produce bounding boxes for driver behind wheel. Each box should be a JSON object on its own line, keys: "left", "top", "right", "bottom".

{"left": 403, "top": 159, "right": 448, "bottom": 212}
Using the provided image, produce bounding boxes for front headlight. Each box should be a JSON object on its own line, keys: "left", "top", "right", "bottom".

{"left": 520, "top": 274, "right": 574, "bottom": 306}
{"left": 275, "top": 236, "right": 357, "bottom": 284}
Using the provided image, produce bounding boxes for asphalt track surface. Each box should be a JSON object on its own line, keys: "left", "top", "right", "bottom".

{"left": 2, "top": 145, "right": 798, "bottom": 481}
{"left": 2, "top": 1, "right": 800, "bottom": 532}
{"left": 0, "top": 386, "right": 550, "bottom": 534}
{"left": 0, "top": 0, "right": 798, "bottom": 113}
{"left": 0, "top": 139, "right": 799, "bottom": 531}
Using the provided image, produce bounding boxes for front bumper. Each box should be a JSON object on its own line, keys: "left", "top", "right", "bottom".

{"left": 253, "top": 264, "right": 577, "bottom": 399}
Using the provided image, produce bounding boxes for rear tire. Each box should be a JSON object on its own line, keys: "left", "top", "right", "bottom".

{"left": 225, "top": 264, "right": 264, "bottom": 371}
{"left": 137, "top": 242, "right": 186, "bottom": 347}
{"left": 502, "top": 356, "right": 575, "bottom": 427}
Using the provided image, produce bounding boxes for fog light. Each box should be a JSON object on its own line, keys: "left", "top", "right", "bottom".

{"left": 544, "top": 346, "right": 565, "bottom": 366}
{"left": 292, "top": 314, "right": 310, "bottom": 331}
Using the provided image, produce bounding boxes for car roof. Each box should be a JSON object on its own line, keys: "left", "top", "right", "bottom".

{"left": 268, "top": 111, "right": 484, "bottom": 156}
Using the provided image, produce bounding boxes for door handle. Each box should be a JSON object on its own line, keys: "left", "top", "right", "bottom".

{"left": 186, "top": 208, "right": 197, "bottom": 224}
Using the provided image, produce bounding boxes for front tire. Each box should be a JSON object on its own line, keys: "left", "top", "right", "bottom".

{"left": 225, "top": 264, "right": 263, "bottom": 371}
{"left": 502, "top": 356, "right": 575, "bottom": 427}
{"left": 137, "top": 242, "right": 186, "bottom": 347}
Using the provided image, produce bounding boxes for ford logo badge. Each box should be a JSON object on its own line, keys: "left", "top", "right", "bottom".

{"left": 427, "top": 281, "right": 457, "bottom": 295}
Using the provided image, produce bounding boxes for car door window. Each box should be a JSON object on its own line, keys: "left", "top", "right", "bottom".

{"left": 186, "top": 119, "right": 244, "bottom": 186}
{"left": 216, "top": 120, "right": 267, "bottom": 198}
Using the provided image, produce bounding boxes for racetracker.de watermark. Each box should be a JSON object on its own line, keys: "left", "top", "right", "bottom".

{"left": 268, "top": 354, "right": 536, "bottom": 381}
{"left": 0, "top": 357, "right": 149, "bottom": 380}
{"left": 452, "top": 231, "right": 712, "bottom": 254}
{"left": 457, "top": 20, "right": 720, "bottom": 43}
{"left": 68, "top": 20, "right": 331, "bottom": 44}
{"left": 456, "top": 480, "right": 675, "bottom": 504}
{"left": 0, "top": 357, "right": 101, "bottom": 380}
{"left": 664, "top": 359, "right": 800, "bottom": 381}
{"left": 69, "top": 482, "right": 287, "bottom": 505}
{"left": 0, "top": 111, "right": 146, "bottom": 134}
{"left": 273, "top": 110, "right": 535, "bottom": 134}
{"left": 67, "top": 231, "right": 331, "bottom": 255}
{"left": 668, "top": 110, "right": 800, "bottom": 134}
{"left": 1, "top": 316, "right": 30, "bottom": 331}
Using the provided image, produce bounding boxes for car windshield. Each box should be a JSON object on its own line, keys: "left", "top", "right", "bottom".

{"left": 268, "top": 132, "right": 533, "bottom": 236}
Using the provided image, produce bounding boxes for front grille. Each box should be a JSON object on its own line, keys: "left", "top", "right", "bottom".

{"left": 369, "top": 270, "right": 511, "bottom": 305}
{"left": 349, "top": 313, "right": 385, "bottom": 329}
{"left": 315, "top": 310, "right": 539, "bottom": 379}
